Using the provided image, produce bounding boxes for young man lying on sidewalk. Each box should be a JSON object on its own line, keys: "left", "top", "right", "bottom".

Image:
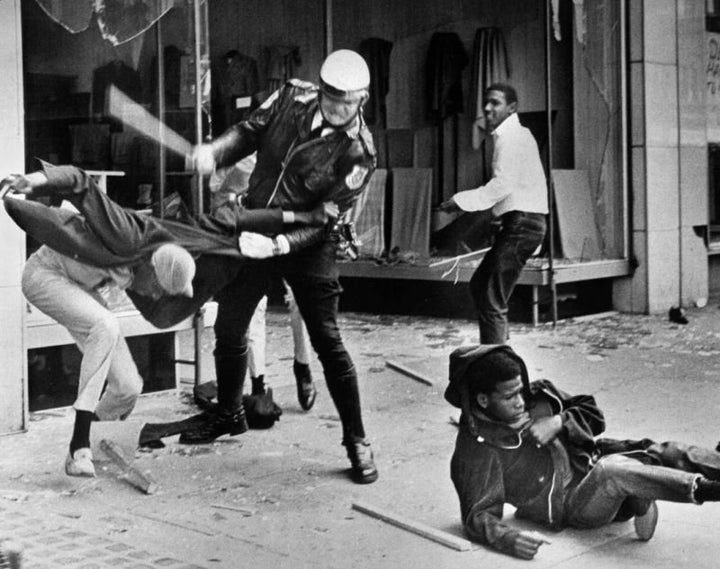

{"left": 1, "top": 163, "right": 336, "bottom": 477}
{"left": 446, "top": 344, "right": 720, "bottom": 560}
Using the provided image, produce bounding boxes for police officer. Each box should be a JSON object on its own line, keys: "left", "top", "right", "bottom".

{"left": 184, "top": 50, "right": 378, "bottom": 484}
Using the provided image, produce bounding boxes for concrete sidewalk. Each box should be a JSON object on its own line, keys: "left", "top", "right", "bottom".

{"left": 2, "top": 306, "right": 720, "bottom": 568}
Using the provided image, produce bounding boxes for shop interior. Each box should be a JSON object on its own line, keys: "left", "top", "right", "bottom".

{"left": 20, "top": 0, "right": 629, "bottom": 410}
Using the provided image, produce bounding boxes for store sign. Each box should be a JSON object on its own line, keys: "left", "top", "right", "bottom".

{"left": 709, "top": 33, "right": 720, "bottom": 142}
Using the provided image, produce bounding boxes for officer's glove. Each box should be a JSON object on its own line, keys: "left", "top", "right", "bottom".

{"left": 239, "top": 232, "right": 290, "bottom": 259}
{"left": 190, "top": 144, "right": 216, "bottom": 175}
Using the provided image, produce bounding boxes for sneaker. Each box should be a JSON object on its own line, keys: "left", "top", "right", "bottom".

{"left": 634, "top": 500, "right": 658, "bottom": 541}
{"left": 178, "top": 408, "right": 248, "bottom": 444}
{"left": 65, "top": 448, "right": 96, "bottom": 477}
{"left": 294, "top": 360, "right": 317, "bottom": 411}
{"left": 343, "top": 438, "right": 378, "bottom": 484}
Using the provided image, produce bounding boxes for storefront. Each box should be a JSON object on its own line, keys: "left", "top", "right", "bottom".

{"left": 0, "top": 0, "right": 714, "bottom": 435}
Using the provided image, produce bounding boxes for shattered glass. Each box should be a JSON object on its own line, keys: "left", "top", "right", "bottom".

{"left": 34, "top": 0, "right": 175, "bottom": 46}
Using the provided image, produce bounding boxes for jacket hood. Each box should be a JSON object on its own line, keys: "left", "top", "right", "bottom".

{"left": 444, "top": 344, "right": 530, "bottom": 439}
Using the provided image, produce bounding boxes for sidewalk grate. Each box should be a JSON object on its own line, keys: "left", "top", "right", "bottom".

{"left": 0, "top": 505, "right": 209, "bottom": 569}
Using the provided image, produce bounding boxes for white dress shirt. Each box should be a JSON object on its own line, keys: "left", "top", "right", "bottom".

{"left": 453, "top": 113, "right": 549, "bottom": 217}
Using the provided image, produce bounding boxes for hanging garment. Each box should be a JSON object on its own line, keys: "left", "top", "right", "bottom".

{"left": 357, "top": 37, "right": 394, "bottom": 128}
{"left": 214, "top": 50, "right": 260, "bottom": 130}
{"left": 470, "top": 27, "right": 510, "bottom": 150}
{"left": 425, "top": 32, "right": 468, "bottom": 121}
{"left": 262, "top": 45, "right": 302, "bottom": 92}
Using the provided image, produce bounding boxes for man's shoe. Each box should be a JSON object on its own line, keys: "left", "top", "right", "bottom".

{"left": 294, "top": 360, "right": 317, "bottom": 411}
{"left": 344, "top": 438, "right": 378, "bottom": 484}
{"left": 65, "top": 447, "right": 96, "bottom": 477}
{"left": 634, "top": 500, "right": 658, "bottom": 541}
{"left": 178, "top": 408, "right": 248, "bottom": 444}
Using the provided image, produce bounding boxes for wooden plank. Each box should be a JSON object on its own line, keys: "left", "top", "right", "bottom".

{"left": 100, "top": 439, "right": 158, "bottom": 495}
{"left": 352, "top": 501, "right": 474, "bottom": 552}
{"left": 386, "top": 360, "right": 434, "bottom": 386}
{"left": 211, "top": 504, "right": 256, "bottom": 516}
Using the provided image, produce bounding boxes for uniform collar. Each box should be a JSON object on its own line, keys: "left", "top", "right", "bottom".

{"left": 311, "top": 109, "right": 360, "bottom": 138}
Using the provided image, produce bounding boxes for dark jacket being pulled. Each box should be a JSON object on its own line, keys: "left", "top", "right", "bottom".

{"left": 4, "top": 164, "right": 285, "bottom": 327}
{"left": 445, "top": 345, "right": 605, "bottom": 555}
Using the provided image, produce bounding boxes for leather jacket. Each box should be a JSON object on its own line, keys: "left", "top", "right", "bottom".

{"left": 209, "top": 79, "right": 376, "bottom": 252}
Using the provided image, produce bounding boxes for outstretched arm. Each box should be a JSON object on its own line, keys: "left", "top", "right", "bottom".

{"left": 451, "top": 437, "right": 550, "bottom": 560}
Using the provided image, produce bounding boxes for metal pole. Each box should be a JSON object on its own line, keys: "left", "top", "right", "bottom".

{"left": 156, "top": 18, "right": 166, "bottom": 218}
{"left": 193, "top": 0, "right": 204, "bottom": 217}
{"left": 324, "top": 0, "right": 333, "bottom": 55}
{"left": 545, "top": 0, "right": 558, "bottom": 328}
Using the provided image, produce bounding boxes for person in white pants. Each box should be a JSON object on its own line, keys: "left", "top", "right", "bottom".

{"left": 5, "top": 163, "right": 336, "bottom": 478}
{"left": 22, "top": 241, "right": 195, "bottom": 478}
{"left": 247, "top": 282, "right": 317, "bottom": 410}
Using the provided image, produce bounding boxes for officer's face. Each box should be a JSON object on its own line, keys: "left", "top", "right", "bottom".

{"left": 483, "top": 89, "right": 517, "bottom": 131}
{"left": 319, "top": 91, "right": 364, "bottom": 128}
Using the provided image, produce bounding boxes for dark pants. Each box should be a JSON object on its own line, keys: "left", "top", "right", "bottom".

{"left": 213, "top": 244, "right": 366, "bottom": 443}
{"left": 469, "top": 211, "right": 546, "bottom": 344}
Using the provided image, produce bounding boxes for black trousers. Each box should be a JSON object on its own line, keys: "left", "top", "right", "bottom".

{"left": 469, "top": 211, "right": 546, "bottom": 344}
{"left": 213, "top": 244, "right": 366, "bottom": 443}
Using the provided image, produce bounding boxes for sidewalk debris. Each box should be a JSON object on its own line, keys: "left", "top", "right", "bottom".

{"left": 386, "top": 360, "right": 435, "bottom": 386}
{"left": 100, "top": 439, "right": 158, "bottom": 495}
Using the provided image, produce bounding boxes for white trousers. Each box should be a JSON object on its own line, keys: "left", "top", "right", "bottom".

{"left": 247, "top": 281, "right": 311, "bottom": 378}
{"left": 22, "top": 254, "right": 143, "bottom": 420}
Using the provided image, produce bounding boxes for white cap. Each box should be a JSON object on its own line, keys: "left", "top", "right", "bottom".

{"left": 319, "top": 49, "right": 370, "bottom": 98}
{"left": 151, "top": 243, "right": 195, "bottom": 297}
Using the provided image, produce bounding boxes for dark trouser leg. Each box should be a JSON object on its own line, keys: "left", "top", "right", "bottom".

{"left": 213, "top": 264, "right": 270, "bottom": 412}
{"left": 643, "top": 441, "right": 720, "bottom": 481}
{"left": 469, "top": 212, "right": 546, "bottom": 345}
{"left": 599, "top": 438, "right": 720, "bottom": 481}
{"left": 565, "top": 454, "right": 699, "bottom": 529}
{"left": 284, "top": 274, "right": 365, "bottom": 442}
{"left": 179, "top": 265, "right": 269, "bottom": 445}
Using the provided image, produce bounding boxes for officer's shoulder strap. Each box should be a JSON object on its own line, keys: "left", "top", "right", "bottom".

{"left": 358, "top": 124, "right": 376, "bottom": 159}
{"left": 288, "top": 79, "right": 318, "bottom": 104}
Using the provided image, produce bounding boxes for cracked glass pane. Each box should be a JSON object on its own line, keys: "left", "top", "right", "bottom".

{"left": 34, "top": 0, "right": 174, "bottom": 46}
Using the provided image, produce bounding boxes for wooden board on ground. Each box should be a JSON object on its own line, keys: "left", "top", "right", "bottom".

{"left": 386, "top": 360, "right": 434, "bottom": 386}
{"left": 100, "top": 439, "right": 158, "bottom": 495}
{"left": 352, "top": 501, "right": 475, "bottom": 552}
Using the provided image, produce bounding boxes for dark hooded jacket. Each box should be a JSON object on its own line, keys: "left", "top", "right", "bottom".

{"left": 4, "top": 164, "right": 286, "bottom": 328}
{"left": 445, "top": 345, "right": 605, "bottom": 555}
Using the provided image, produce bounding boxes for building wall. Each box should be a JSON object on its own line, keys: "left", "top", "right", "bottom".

{"left": 614, "top": 0, "right": 708, "bottom": 313}
{"left": 0, "top": 0, "right": 27, "bottom": 435}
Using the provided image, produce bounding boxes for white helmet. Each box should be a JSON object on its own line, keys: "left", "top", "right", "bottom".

{"left": 319, "top": 49, "right": 370, "bottom": 99}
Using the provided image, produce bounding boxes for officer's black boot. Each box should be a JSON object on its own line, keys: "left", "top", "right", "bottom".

{"left": 180, "top": 354, "right": 248, "bottom": 444}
